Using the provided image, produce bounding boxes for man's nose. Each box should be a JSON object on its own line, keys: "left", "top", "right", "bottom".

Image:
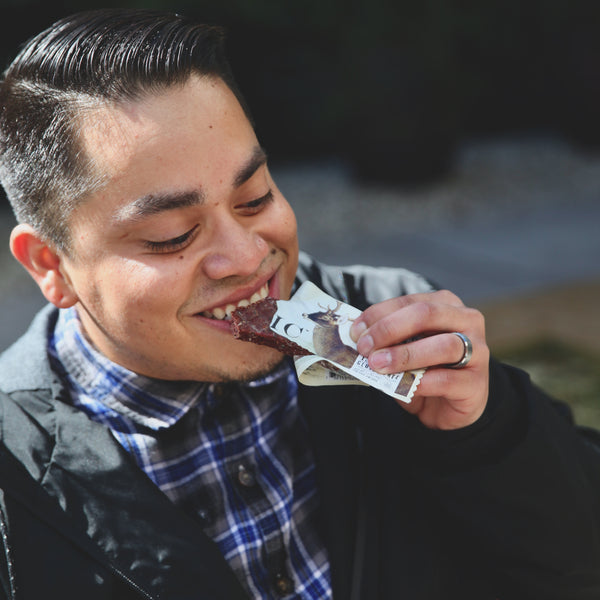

{"left": 199, "top": 217, "right": 270, "bottom": 280}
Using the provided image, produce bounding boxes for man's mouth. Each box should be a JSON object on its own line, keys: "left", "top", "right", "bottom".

{"left": 200, "top": 283, "right": 269, "bottom": 321}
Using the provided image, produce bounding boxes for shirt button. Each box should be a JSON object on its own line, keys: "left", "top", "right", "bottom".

{"left": 237, "top": 463, "right": 256, "bottom": 487}
{"left": 197, "top": 508, "right": 212, "bottom": 526}
{"left": 274, "top": 573, "right": 294, "bottom": 596}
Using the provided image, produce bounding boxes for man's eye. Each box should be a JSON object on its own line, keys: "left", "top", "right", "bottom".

{"left": 237, "top": 190, "right": 274, "bottom": 215}
{"left": 143, "top": 225, "right": 199, "bottom": 253}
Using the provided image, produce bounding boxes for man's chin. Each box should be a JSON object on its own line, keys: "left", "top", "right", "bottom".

{"left": 184, "top": 343, "right": 288, "bottom": 384}
{"left": 224, "top": 348, "right": 288, "bottom": 383}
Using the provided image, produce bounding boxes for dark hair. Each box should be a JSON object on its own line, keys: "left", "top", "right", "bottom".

{"left": 0, "top": 9, "right": 248, "bottom": 253}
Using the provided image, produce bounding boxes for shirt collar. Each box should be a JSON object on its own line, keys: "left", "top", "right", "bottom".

{"left": 50, "top": 307, "right": 292, "bottom": 431}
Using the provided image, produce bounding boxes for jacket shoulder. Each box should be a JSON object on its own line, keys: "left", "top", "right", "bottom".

{"left": 296, "top": 252, "right": 434, "bottom": 310}
{"left": 0, "top": 305, "right": 59, "bottom": 396}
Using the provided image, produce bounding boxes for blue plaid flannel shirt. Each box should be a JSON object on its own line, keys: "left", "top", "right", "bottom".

{"left": 49, "top": 307, "right": 332, "bottom": 599}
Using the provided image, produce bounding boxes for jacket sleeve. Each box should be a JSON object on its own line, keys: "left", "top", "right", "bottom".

{"left": 398, "top": 358, "right": 600, "bottom": 599}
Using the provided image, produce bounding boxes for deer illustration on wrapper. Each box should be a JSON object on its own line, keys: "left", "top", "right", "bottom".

{"left": 303, "top": 301, "right": 360, "bottom": 368}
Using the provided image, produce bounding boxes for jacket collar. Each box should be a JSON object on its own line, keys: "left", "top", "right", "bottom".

{"left": 47, "top": 398, "right": 248, "bottom": 599}
{"left": 0, "top": 304, "right": 60, "bottom": 395}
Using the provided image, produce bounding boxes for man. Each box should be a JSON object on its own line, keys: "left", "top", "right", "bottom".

{"left": 0, "top": 9, "right": 598, "bottom": 600}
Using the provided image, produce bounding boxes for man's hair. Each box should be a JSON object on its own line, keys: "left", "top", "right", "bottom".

{"left": 0, "top": 9, "right": 247, "bottom": 253}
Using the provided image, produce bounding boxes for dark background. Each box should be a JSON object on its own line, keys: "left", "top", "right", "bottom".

{"left": 1, "top": 0, "right": 600, "bottom": 190}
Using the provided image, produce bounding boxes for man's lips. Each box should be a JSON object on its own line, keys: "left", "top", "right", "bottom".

{"left": 199, "top": 282, "right": 270, "bottom": 321}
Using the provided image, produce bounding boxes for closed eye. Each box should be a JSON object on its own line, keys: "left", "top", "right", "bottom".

{"left": 236, "top": 190, "right": 274, "bottom": 215}
{"left": 143, "top": 224, "right": 199, "bottom": 253}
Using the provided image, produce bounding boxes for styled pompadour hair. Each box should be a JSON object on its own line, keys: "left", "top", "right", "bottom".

{"left": 0, "top": 9, "right": 248, "bottom": 253}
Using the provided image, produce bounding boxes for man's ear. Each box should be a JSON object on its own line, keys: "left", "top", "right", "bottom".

{"left": 10, "top": 224, "right": 78, "bottom": 309}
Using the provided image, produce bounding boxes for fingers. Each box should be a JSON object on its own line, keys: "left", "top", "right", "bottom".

{"left": 359, "top": 289, "right": 465, "bottom": 319}
{"left": 415, "top": 363, "right": 486, "bottom": 400}
{"left": 409, "top": 363, "right": 490, "bottom": 429}
{"left": 365, "top": 331, "right": 482, "bottom": 374}
{"left": 350, "top": 290, "right": 463, "bottom": 343}
{"left": 348, "top": 290, "right": 491, "bottom": 429}
{"left": 349, "top": 289, "right": 487, "bottom": 375}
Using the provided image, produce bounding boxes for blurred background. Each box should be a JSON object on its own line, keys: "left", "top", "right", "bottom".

{"left": 1, "top": 0, "right": 599, "bottom": 424}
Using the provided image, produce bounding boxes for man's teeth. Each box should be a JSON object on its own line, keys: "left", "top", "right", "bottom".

{"left": 202, "top": 284, "right": 269, "bottom": 320}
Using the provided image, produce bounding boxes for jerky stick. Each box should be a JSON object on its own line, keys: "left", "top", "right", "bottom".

{"left": 231, "top": 297, "right": 311, "bottom": 357}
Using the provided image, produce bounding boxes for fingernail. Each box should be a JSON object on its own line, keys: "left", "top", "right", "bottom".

{"left": 370, "top": 350, "right": 391, "bottom": 372}
{"left": 357, "top": 334, "right": 374, "bottom": 356}
{"left": 350, "top": 320, "right": 367, "bottom": 342}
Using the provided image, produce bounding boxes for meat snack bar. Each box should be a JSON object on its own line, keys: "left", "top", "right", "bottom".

{"left": 231, "top": 283, "right": 422, "bottom": 403}
{"left": 231, "top": 297, "right": 311, "bottom": 356}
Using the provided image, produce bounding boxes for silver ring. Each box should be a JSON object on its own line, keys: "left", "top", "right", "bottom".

{"left": 447, "top": 332, "right": 473, "bottom": 369}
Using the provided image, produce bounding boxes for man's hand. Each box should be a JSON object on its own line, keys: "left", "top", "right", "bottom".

{"left": 349, "top": 290, "right": 490, "bottom": 430}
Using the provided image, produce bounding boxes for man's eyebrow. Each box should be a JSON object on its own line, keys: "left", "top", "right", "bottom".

{"left": 233, "top": 146, "right": 268, "bottom": 188}
{"left": 113, "top": 146, "right": 266, "bottom": 224}
{"left": 114, "top": 190, "right": 204, "bottom": 223}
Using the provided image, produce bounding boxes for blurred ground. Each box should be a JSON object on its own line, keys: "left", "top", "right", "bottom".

{"left": 479, "top": 280, "right": 600, "bottom": 428}
{"left": 1, "top": 136, "right": 599, "bottom": 422}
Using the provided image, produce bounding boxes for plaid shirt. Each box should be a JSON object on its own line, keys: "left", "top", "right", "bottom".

{"left": 49, "top": 307, "right": 332, "bottom": 599}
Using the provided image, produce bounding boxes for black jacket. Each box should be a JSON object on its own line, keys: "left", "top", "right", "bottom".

{"left": 1, "top": 255, "right": 600, "bottom": 599}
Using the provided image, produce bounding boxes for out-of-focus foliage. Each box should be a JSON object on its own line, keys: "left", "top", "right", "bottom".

{"left": 1, "top": 0, "right": 599, "bottom": 183}
{"left": 499, "top": 339, "right": 600, "bottom": 430}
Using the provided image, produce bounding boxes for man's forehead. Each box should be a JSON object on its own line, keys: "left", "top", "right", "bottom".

{"left": 78, "top": 99, "right": 161, "bottom": 175}
{"left": 78, "top": 76, "right": 253, "bottom": 175}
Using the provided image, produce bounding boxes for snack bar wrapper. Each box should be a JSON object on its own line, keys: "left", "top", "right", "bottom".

{"left": 271, "top": 281, "right": 423, "bottom": 403}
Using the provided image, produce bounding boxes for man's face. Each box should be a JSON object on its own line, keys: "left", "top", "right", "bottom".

{"left": 59, "top": 76, "right": 299, "bottom": 382}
